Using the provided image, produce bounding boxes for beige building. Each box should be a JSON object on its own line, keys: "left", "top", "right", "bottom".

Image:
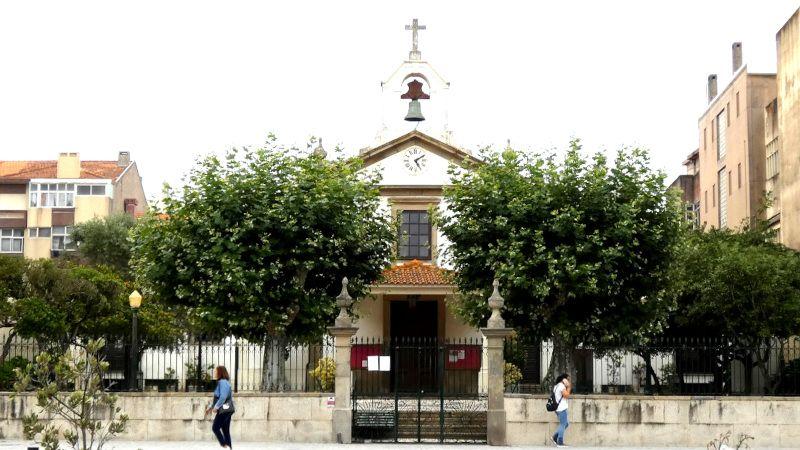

{"left": 669, "top": 149, "right": 700, "bottom": 227}
{"left": 696, "top": 43, "right": 776, "bottom": 230}
{"left": 777, "top": 8, "right": 800, "bottom": 249}
{"left": 0, "top": 151, "right": 147, "bottom": 259}
{"left": 685, "top": 8, "right": 800, "bottom": 249}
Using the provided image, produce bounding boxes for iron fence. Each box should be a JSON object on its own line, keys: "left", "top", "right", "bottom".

{"left": 0, "top": 335, "right": 335, "bottom": 393}
{"left": 505, "top": 337, "right": 800, "bottom": 396}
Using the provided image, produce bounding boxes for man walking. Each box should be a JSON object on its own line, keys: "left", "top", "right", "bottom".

{"left": 551, "top": 373, "right": 571, "bottom": 447}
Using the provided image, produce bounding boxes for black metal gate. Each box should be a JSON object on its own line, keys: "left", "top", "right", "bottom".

{"left": 351, "top": 337, "right": 487, "bottom": 443}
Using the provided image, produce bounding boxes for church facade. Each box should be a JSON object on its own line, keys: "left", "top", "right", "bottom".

{"left": 354, "top": 131, "right": 482, "bottom": 343}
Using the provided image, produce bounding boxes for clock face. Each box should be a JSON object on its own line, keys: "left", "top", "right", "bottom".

{"left": 403, "top": 147, "right": 428, "bottom": 174}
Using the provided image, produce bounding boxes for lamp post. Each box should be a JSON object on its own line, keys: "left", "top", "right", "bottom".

{"left": 128, "top": 290, "right": 142, "bottom": 391}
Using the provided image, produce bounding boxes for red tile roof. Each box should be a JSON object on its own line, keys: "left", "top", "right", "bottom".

{"left": 381, "top": 260, "right": 454, "bottom": 286}
{"left": 0, "top": 160, "right": 126, "bottom": 180}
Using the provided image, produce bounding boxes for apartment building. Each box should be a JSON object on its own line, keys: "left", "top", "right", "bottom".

{"left": 0, "top": 151, "right": 147, "bottom": 258}
{"left": 696, "top": 43, "right": 776, "bottom": 230}
{"left": 676, "top": 8, "right": 800, "bottom": 250}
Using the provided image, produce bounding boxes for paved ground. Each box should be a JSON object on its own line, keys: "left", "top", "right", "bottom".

{"left": 0, "top": 443, "right": 788, "bottom": 450}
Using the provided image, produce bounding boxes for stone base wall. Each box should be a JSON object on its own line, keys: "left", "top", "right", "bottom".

{"left": 506, "top": 394, "right": 800, "bottom": 448}
{"left": 0, "top": 392, "right": 333, "bottom": 442}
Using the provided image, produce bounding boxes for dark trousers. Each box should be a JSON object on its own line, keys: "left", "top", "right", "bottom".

{"left": 212, "top": 412, "right": 233, "bottom": 447}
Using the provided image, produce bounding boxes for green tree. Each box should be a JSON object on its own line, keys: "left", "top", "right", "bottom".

{"left": 439, "top": 141, "right": 683, "bottom": 382}
{"left": 71, "top": 213, "right": 137, "bottom": 277}
{"left": 14, "top": 260, "right": 182, "bottom": 354}
{"left": 669, "top": 224, "right": 800, "bottom": 394}
{"left": 0, "top": 255, "right": 27, "bottom": 362}
{"left": 130, "top": 138, "right": 393, "bottom": 345}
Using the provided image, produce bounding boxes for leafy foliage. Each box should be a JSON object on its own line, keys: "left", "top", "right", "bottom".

{"left": 440, "top": 142, "right": 683, "bottom": 348}
{"left": 71, "top": 213, "right": 137, "bottom": 277}
{"left": 0, "top": 356, "right": 29, "bottom": 389}
{"left": 13, "top": 260, "right": 182, "bottom": 353}
{"left": 503, "top": 362, "right": 522, "bottom": 389}
{"left": 131, "top": 138, "right": 394, "bottom": 342}
{"left": 12, "top": 338, "right": 128, "bottom": 450}
{"left": 309, "top": 356, "right": 335, "bottom": 392}
{"left": 669, "top": 225, "right": 800, "bottom": 341}
{"left": 668, "top": 224, "right": 800, "bottom": 393}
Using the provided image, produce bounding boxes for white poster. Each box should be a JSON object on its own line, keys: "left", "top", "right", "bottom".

{"left": 379, "top": 356, "right": 391, "bottom": 371}
{"left": 367, "top": 355, "right": 379, "bottom": 371}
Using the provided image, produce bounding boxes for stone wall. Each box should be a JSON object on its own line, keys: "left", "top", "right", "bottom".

{"left": 506, "top": 394, "right": 800, "bottom": 448}
{"left": 0, "top": 392, "right": 333, "bottom": 443}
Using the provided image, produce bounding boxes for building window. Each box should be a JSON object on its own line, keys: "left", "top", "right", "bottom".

{"left": 703, "top": 128, "right": 707, "bottom": 151}
{"left": 736, "top": 92, "right": 740, "bottom": 117}
{"left": 711, "top": 119, "right": 715, "bottom": 142}
{"left": 716, "top": 110, "right": 726, "bottom": 160}
{"left": 29, "top": 227, "right": 52, "bottom": 238}
{"left": 0, "top": 229, "right": 23, "bottom": 253}
{"left": 726, "top": 103, "right": 730, "bottom": 126}
{"left": 51, "top": 226, "right": 74, "bottom": 251}
{"left": 718, "top": 170, "right": 728, "bottom": 228}
{"left": 76, "top": 185, "right": 107, "bottom": 196}
{"left": 704, "top": 191, "right": 708, "bottom": 212}
{"left": 766, "top": 137, "right": 780, "bottom": 179}
{"left": 728, "top": 170, "right": 732, "bottom": 196}
{"left": 737, "top": 163, "right": 742, "bottom": 189}
{"left": 398, "top": 210, "right": 431, "bottom": 259}
{"left": 30, "top": 183, "right": 75, "bottom": 208}
{"left": 712, "top": 184, "right": 716, "bottom": 207}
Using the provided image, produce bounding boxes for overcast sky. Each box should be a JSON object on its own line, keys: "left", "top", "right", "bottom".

{"left": 1, "top": 1, "right": 798, "bottom": 200}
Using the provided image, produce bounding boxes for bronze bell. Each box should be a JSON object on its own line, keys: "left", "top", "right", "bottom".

{"left": 405, "top": 99, "right": 425, "bottom": 122}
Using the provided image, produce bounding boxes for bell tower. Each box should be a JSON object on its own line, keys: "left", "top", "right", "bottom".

{"left": 376, "top": 19, "right": 452, "bottom": 145}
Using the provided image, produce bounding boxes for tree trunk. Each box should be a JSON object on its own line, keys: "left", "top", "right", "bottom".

{"left": 743, "top": 353, "right": 754, "bottom": 395}
{"left": 543, "top": 334, "right": 575, "bottom": 389}
{"left": 0, "top": 331, "right": 16, "bottom": 364}
{"left": 643, "top": 353, "right": 661, "bottom": 394}
{"left": 260, "top": 336, "right": 288, "bottom": 391}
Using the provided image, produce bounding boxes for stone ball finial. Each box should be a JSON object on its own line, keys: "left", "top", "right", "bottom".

{"left": 487, "top": 278, "right": 506, "bottom": 329}
{"left": 313, "top": 138, "right": 327, "bottom": 158}
{"left": 335, "top": 276, "right": 353, "bottom": 327}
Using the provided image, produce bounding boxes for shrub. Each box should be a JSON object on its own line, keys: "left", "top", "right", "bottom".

{"left": 309, "top": 357, "right": 335, "bottom": 392}
{"left": 504, "top": 362, "right": 522, "bottom": 389}
{"left": 0, "top": 356, "right": 30, "bottom": 390}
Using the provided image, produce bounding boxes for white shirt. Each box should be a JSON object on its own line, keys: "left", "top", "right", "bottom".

{"left": 553, "top": 382, "right": 568, "bottom": 412}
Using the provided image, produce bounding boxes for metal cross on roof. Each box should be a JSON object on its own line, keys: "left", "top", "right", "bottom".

{"left": 405, "top": 18, "right": 426, "bottom": 60}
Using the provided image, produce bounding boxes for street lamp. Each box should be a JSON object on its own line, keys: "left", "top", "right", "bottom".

{"left": 128, "top": 290, "right": 142, "bottom": 391}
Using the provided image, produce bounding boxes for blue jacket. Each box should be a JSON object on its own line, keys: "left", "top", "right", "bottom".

{"left": 213, "top": 379, "right": 232, "bottom": 410}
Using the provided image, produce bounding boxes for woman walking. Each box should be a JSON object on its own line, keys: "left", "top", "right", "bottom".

{"left": 207, "top": 366, "right": 235, "bottom": 449}
{"left": 551, "top": 373, "right": 571, "bottom": 447}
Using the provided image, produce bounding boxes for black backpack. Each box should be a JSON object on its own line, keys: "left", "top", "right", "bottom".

{"left": 545, "top": 389, "right": 561, "bottom": 412}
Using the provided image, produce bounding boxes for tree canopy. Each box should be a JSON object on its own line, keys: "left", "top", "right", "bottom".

{"left": 0, "top": 257, "right": 181, "bottom": 355}
{"left": 667, "top": 224, "right": 800, "bottom": 393}
{"left": 71, "top": 213, "right": 137, "bottom": 277}
{"left": 669, "top": 225, "right": 800, "bottom": 340}
{"left": 439, "top": 141, "right": 683, "bottom": 375}
{"left": 130, "top": 138, "right": 394, "bottom": 342}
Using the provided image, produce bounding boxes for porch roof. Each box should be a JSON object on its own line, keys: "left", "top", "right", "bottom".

{"left": 379, "top": 260, "right": 454, "bottom": 286}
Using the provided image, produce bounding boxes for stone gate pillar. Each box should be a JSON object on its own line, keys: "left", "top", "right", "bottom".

{"left": 480, "top": 279, "right": 513, "bottom": 446}
{"left": 327, "top": 278, "right": 358, "bottom": 444}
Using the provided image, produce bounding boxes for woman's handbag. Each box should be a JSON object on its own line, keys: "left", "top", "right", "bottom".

{"left": 218, "top": 390, "right": 235, "bottom": 415}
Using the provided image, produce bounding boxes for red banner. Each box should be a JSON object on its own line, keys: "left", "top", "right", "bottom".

{"left": 444, "top": 345, "right": 482, "bottom": 370}
{"left": 351, "top": 344, "right": 382, "bottom": 369}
